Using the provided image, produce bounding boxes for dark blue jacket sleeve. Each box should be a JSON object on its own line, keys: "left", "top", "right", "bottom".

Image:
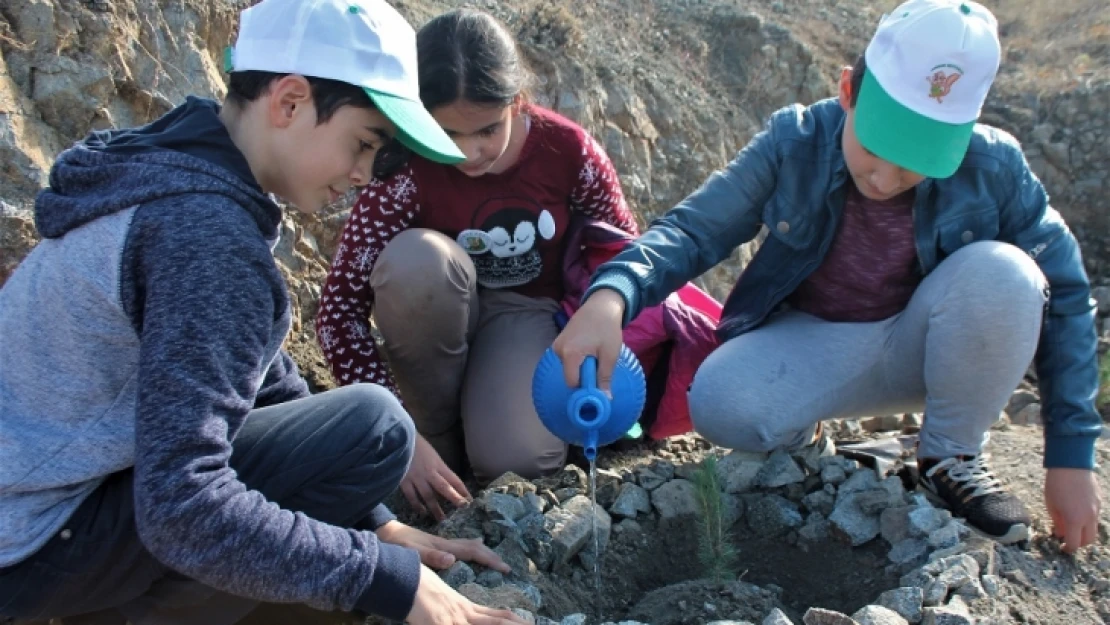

{"left": 584, "top": 109, "right": 782, "bottom": 325}
{"left": 1000, "top": 142, "right": 1102, "bottom": 469}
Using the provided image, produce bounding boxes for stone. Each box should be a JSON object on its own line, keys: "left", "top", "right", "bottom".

{"left": 802, "top": 607, "right": 858, "bottom": 625}
{"left": 922, "top": 580, "right": 948, "bottom": 607}
{"left": 442, "top": 561, "right": 476, "bottom": 588}
{"left": 543, "top": 495, "right": 611, "bottom": 566}
{"left": 763, "top": 608, "right": 796, "bottom": 625}
{"left": 1012, "top": 402, "right": 1042, "bottom": 426}
{"left": 980, "top": 574, "right": 1002, "bottom": 596}
{"left": 829, "top": 492, "right": 882, "bottom": 546}
{"left": 523, "top": 492, "right": 546, "bottom": 517}
{"left": 888, "top": 538, "right": 929, "bottom": 566}
{"left": 510, "top": 582, "right": 543, "bottom": 609}
{"left": 561, "top": 615, "right": 588, "bottom": 625}
{"left": 907, "top": 507, "right": 951, "bottom": 537}
{"left": 955, "top": 578, "right": 986, "bottom": 599}
{"left": 650, "top": 459, "right": 677, "bottom": 481}
{"left": 518, "top": 514, "right": 553, "bottom": 570}
{"left": 723, "top": 493, "right": 746, "bottom": 527}
{"left": 512, "top": 608, "right": 537, "bottom": 624}
{"left": 851, "top": 605, "right": 909, "bottom": 625}
{"left": 856, "top": 489, "right": 899, "bottom": 515}
{"left": 756, "top": 449, "right": 807, "bottom": 488}
{"left": 746, "top": 494, "right": 804, "bottom": 536}
{"left": 818, "top": 455, "right": 857, "bottom": 473}
{"left": 476, "top": 569, "right": 504, "bottom": 587}
{"left": 879, "top": 476, "right": 907, "bottom": 506}
{"left": 650, "top": 478, "right": 700, "bottom": 520}
{"left": 836, "top": 468, "right": 880, "bottom": 503}
{"left": 480, "top": 492, "right": 527, "bottom": 522}
{"left": 880, "top": 506, "right": 915, "bottom": 545}
{"left": 494, "top": 537, "right": 538, "bottom": 581}
{"left": 876, "top": 587, "right": 924, "bottom": 623}
{"left": 717, "top": 450, "right": 767, "bottom": 493}
{"left": 484, "top": 519, "right": 521, "bottom": 545}
{"left": 610, "top": 482, "right": 652, "bottom": 518}
{"left": 798, "top": 517, "right": 832, "bottom": 547}
{"left": 636, "top": 467, "right": 667, "bottom": 491}
{"left": 920, "top": 605, "right": 972, "bottom": 625}
{"left": 595, "top": 468, "right": 624, "bottom": 509}
{"left": 1005, "top": 389, "right": 1039, "bottom": 417}
{"left": 615, "top": 518, "right": 642, "bottom": 534}
{"left": 900, "top": 567, "right": 934, "bottom": 589}
{"left": 486, "top": 472, "right": 538, "bottom": 498}
{"left": 820, "top": 463, "right": 848, "bottom": 486}
{"left": 458, "top": 582, "right": 538, "bottom": 612}
{"left": 801, "top": 490, "right": 836, "bottom": 517}
{"left": 926, "top": 522, "right": 962, "bottom": 550}
{"left": 925, "top": 555, "right": 980, "bottom": 589}
{"left": 553, "top": 487, "right": 582, "bottom": 501}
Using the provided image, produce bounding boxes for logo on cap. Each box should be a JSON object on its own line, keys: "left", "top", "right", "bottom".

{"left": 926, "top": 64, "right": 963, "bottom": 103}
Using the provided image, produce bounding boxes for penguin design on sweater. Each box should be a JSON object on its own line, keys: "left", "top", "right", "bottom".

{"left": 457, "top": 198, "right": 556, "bottom": 289}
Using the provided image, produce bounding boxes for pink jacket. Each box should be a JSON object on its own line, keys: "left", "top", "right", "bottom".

{"left": 559, "top": 217, "right": 722, "bottom": 439}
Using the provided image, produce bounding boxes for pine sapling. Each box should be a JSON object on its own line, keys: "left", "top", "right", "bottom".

{"left": 692, "top": 454, "right": 739, "bottom": 583}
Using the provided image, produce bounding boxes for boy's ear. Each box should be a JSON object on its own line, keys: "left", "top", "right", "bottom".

{"left": 837, "top": 66, "right": 853, "bottom": 112}
{"left": 268, "top": 75, "right": 314, "bottom": 129}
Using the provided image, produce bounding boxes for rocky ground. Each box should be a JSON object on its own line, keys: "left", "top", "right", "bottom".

{"left": 2, "top": 0, "right": 1110, "bottom": 623}
{"left": 363, "top": 414, "right": 1110, "bottom": 625}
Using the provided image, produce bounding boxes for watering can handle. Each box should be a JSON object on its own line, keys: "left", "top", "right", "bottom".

{"left": 579, "top": 355, "right": 598, "bottom": 391}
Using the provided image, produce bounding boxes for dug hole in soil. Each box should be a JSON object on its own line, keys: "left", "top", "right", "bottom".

{"left": 384, "top": 422, "right": 1024, "bottom": 625}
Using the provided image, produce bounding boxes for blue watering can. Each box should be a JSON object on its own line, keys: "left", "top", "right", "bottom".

{"left": 531, "top": 345, "right": 647, "bottom": 461}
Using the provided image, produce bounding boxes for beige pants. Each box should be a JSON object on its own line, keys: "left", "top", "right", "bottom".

{"left": 370, "top": 229, "right": 567, "bottom": 482}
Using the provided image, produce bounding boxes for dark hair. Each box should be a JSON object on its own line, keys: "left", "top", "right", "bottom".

{"left": 374, "top": 8, "right": 534, "bottom": 178}
{"left": 849, "top": 54, "right": 866, "bottom": 108}
{"left": 416, "top": 8, "right": 534, "bottom": 111}
{"left": 224, "top": 70, "right": 376, "bottom": 124}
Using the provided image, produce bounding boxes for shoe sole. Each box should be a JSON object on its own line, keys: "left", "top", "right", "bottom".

{"left": 916, "top": 484, "right": 1031, "bottom": 545}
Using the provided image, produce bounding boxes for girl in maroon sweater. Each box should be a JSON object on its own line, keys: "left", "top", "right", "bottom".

{"left": 317, "top": 8, "right": 639, "bottom": 519}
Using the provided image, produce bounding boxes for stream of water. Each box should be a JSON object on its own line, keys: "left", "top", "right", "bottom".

{"left": 588, "top": 459, "right": 601, "bottom": 621}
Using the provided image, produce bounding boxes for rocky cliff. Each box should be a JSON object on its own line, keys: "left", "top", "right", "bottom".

{"left": 1, "top": 0, "right": 1107, "bottom": 390}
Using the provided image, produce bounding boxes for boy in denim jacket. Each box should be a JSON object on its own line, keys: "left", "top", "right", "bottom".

{"left": 556, "top": 0, "right": 1101, "bottom": 549}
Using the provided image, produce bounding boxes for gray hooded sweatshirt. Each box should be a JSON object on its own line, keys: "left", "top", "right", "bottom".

{"left": 0, "top": 97, "right": 418, "bottom": 619}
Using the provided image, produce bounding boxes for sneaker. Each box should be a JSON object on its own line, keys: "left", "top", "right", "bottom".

{"left": 918, "top": 454, "right": 1031, "bottom": 544}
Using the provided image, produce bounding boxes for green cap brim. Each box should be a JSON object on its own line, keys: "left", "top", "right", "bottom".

{"left": 853, "top": 69, "right": 974, "bottom": 179}
{"left": 365, "top": 89, "right": 465, "bottom": 165}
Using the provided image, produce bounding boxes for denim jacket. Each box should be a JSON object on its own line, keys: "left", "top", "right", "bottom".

{"left": 588, "top": 98, "right": 1101, "bottom": 470}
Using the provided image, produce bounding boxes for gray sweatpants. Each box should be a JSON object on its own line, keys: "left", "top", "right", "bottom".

{"left": 688, "top": 241, "right": 1047, "bottom": 459}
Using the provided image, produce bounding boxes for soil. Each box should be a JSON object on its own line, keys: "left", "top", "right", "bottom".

{"left": 379, "top": 424, "right": 1110, "bottom": 625}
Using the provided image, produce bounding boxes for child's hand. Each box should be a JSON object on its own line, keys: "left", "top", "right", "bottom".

{"left": 406, "top": 565, "right": 528, "bottom": 625}
{"left": 1044, "top": 468, "right": 1102, "bottom": 554}
{"left": 376, "top": 521, "right": 511, "bottom": 573}
{"left": 401, "top": 434, "right": 472, "bottom": 521}
{"left": 553, "top": 288, "right": 625, "bottom": 392}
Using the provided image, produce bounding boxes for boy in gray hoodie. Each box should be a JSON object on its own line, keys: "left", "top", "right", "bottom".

{"left": 0, "top": 1, "right": 526, "bottom": 624}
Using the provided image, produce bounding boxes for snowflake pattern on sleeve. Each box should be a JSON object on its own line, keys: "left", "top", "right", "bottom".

{"left": 569, "top": 133, "right": 640, "bottom": 236}
{"left": 316, "top": 167, "right": 422, "bottom": 398}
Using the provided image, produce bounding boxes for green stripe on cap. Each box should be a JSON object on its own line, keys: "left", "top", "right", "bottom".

{"left": 365, "top": 88, "right": 464, "bottom": 165}
{"left": 853, "top": 69, "right": 975, "bottom": 179}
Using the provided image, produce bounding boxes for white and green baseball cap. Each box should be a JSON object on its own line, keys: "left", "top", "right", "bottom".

{"left": 855, "top": 0, "right": 1001, "bottom": 179}
{"left": 227, "top": 0, "right": 464, "bottom": 165}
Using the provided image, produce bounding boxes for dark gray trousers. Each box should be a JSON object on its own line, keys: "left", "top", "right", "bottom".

{"left": 0, "top": 384, "right": 414, "bottom": 624}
